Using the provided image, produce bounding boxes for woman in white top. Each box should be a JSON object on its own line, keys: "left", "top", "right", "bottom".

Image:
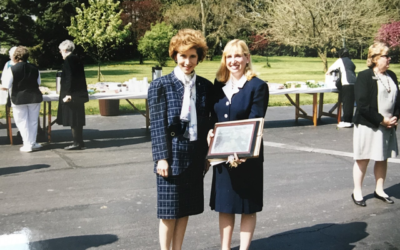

{"left": 1, "top": 46, "right": 43, "bottom": 152}
{"left": 326, "top": 48, "right": 357, "bottom": 128}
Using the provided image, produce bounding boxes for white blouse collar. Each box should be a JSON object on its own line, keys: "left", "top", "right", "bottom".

{"left": 222, "top": 75, "right": 247, "bottom": 103}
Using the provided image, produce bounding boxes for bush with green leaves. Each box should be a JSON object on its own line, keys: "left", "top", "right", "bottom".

{"left": 138, "top": 22, "right": 175, "bottom": 67}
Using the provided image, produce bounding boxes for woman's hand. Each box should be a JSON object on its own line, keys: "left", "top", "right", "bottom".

{"left": 207, "top": 129, "right": 214, "bottom": 146}
{"left": 157, "top": 159, "right": 169, "bottom": 177}
{"left": 381, "top": 117, "right": 398, "bottom": 128}
{"left": 227, "top": 153, "right": 247, "bottom": 167}
{"left": 63, "top": 95, "right": 72, "bottom": 103}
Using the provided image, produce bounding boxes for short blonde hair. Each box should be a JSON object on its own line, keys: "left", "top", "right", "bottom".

{"left": 169, "top": 29, "right": 208, "bottom": 62}
{"left": 13, "top": 46, "right": 29, "bottom": 62}
{"left": 216, "top": 39, "right": 257, "bottom": 83}
{"left": 367, "top": 42, "right": 389, "bottom": 69}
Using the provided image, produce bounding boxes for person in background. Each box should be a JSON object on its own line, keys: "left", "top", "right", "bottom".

{"left": 1, "top": 46, "right": 42, "bottom": 152}
{"left": 57, "top": 40, "right": 89, "bottom": 150}
{"left": 352, "top": 42, "right": 400, "bottom": 207}
{"left": 1, "top": 46, "right": 17, "bottom": 82}
{"left": 326, "top": 48, "right": 357, "bottom": 128}
{"left": 208, "top": 39, "right": 269, "bottom": 250}
{"left": 148, "top": 29, "right": 213, "bottom": 250}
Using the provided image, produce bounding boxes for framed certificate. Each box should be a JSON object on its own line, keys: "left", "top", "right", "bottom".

{"left": 206, "top": 118, "right": 264, "bottom": 159}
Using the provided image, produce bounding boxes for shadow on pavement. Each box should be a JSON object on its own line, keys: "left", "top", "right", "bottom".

{"left": 29, "top": 234, "right": 118, "bottom": 250}
{"left": 42, "top": 128, "right": 151, "bottom": 149}
{"left": 0, "top": 164, "right": 50, "bottom": 176}
{"left": 264, "top": 118, "right": 338, "bottom": 129}
{"left": 232, "top": 222, "right": 368, "bottom": 250}
{"left": 385, "top": 183, "right": 400, "bottom": 199}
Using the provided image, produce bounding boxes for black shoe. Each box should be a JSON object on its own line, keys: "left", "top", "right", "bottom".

{"left": 374, "top": 191, "right": 394, "bottom": 204}
{"left": 64, "top": 144, "right": 82, "bottom": 150}
{"left": 351, "top": 194, "right": 366, "bottom": 207}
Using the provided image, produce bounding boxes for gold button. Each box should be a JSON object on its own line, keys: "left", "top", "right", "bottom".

{"left": 171, "top": 132, "right": 175, "bottom": 136}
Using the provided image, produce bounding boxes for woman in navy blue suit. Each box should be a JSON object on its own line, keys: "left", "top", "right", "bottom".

{"left": 148, "top": 29, "right": 213, "bottom": 250}
{"left": 208, "top": 39, "right": 269, "bottom": 250}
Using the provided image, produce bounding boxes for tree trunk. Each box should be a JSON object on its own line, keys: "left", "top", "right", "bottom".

{"left": 200, "top": 0, "right": 206, "bottom": 38}
{"left": 317, "top": 47, "right": 328, "bottom": 72}
{"left": 139, "top": 53, "right": 143, "bottom": 64}
{"left": 97, "top": 62, "right": 101, "bottom": 81}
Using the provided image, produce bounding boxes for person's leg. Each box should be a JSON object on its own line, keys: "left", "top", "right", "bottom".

{"left": 76, "top": 125, "right": 84, "bottom": 147}
{"left": 159, "top": 219, "right": 176, "bottom": 250}
{"left": 219, "top": 213, "right": 235, "bottom": 250}
{"left": 13, "top": 105, "right": 29, "bottom": 147}
{"left": 26, "top": 103, "right": 40, "bottom": 145}
{"left": 353, "top": 159, "right": 369, "bottom": 200}
{"left": 171, "top": 216, "right": 189, "bottom": 250}
{"left": 239, "top": 213, "right": 257, "bottom": 250}
{"left": 71, "top": 126, "right": 78, "bottom": 145}
{"left": 341, "top": 85, "right": 355, "bottom": 123}
{"left": 374, "top": 160, "right": 389, "bottom": 197}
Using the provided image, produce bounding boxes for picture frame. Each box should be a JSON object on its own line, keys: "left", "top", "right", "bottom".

{"left": 206, "top": 118, "right": 264, "bottom": 160}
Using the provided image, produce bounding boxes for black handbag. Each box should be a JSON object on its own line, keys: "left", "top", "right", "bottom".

{"left": 334, "top": 69, "right": 342, "bottom": 91}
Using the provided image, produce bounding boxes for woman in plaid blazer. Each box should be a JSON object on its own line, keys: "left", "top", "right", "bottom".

{"left": 148, "top": 29, "right": 214, "bottom": 250}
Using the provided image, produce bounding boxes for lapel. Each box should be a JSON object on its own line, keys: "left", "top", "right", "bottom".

{"left": 171, "top": 71, "right": 184, "bottom": 98}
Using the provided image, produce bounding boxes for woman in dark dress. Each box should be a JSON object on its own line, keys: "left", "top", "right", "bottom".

{"left": 57, "top": 40, "right": 88, "bottom": 150}
{"left": 148, "top": 29, "right": 213, "bottom": 250}
{"left": 208, "top": 39, "right": 269, "bottom": 250}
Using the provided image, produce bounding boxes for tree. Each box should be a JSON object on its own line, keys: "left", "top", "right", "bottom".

{"left": 249, "top": 33, "right": 270, "bottom": 66}
{"left": 377, "top": 21, "right": 400, "bottom": 48}
{"left": 262, "top": 0, "right": 394, "bottom": 72}
{"left": 68, "top": 0, "right": 131, "bottom": 80}
{"left": 137, "top": 22, "right": 175, "bottom": 66}
{"left": 120, "top": 0, "right": 163, "bottom": 63}
{"left": 0, "top": 0, "right": 36, "bottom": 47}
{"left": 164, "top": 0, "right": 251, "bottom": 59}
{"left": 30, "top": 0, "right": 89, "bottom": 68}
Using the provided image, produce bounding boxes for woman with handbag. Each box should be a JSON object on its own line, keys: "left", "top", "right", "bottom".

{"left": 57, "top": 40, "right": 89, "bottom": 150}
{"left": 208, "top": 39, "right": 269, "bottom": 250}
{"left": 148, "top": 29, "right": 213, "bottom": 250}
{"left": 352, "top": 42, "right": 400, "bottom": 206}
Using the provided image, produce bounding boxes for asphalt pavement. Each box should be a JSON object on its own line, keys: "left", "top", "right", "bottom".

{"left": 0, "top": 104, "right": 399, "bottom": 250}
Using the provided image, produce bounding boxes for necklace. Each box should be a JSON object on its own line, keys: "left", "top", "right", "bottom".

{"left": 375, "top": 72, "right": 391, "bottom": 93}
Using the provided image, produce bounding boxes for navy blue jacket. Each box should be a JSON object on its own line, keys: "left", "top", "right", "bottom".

{"left": 148, "top": 71, "right": 214, "bottom": 175}
{"left": 212, "top": 76, "right": 269, "bottom": 161}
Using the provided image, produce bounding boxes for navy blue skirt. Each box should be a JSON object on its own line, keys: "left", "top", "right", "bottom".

{"left": 157, "top": 163, "right": 204, "bottom": 219}
{"left": 210, "top": 158, "right": 263, "bottom": 214}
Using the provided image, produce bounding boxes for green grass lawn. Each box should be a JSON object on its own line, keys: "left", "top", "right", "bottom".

{"left": 2, "top": 56, "right": 400, "bottom": 118}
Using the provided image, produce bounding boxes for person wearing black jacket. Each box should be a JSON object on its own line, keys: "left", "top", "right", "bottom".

{"left": 351, "top": 42, "right": 400, "bottom": 207}
{"left": 57, "top": 40, "right": 89, "bottom": 150}
{"left": 1, "top": 46, "right": 43, "bottom": 152}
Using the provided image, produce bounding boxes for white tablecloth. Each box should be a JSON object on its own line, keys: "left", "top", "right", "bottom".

{"left": 43, "top": 92, "right": 148, "bottom": 102}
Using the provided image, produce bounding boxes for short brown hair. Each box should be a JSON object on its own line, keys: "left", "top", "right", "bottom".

{"left": 13, "top": 46, "right": 29, "bottom": 62}
{"left": 169, "top": 29, "right": 208, "bottom": 62}
{"left": 216, "top": 39, "right": 257, "bottom": 83}
{"left": 367, "top": 42, "right": 389, "bottom": 68}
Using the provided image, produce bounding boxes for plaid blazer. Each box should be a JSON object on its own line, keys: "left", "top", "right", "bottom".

{"left": 148, "top": 71, "right": 214, "bottom": 175}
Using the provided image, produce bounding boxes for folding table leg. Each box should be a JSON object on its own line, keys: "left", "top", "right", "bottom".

{"left": 6, "top": 105, "right": 13, "bottom": 145}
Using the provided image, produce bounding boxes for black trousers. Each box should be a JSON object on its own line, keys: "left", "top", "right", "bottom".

{"left": 340, "top": 85, "right": 355, "bottom": 123}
